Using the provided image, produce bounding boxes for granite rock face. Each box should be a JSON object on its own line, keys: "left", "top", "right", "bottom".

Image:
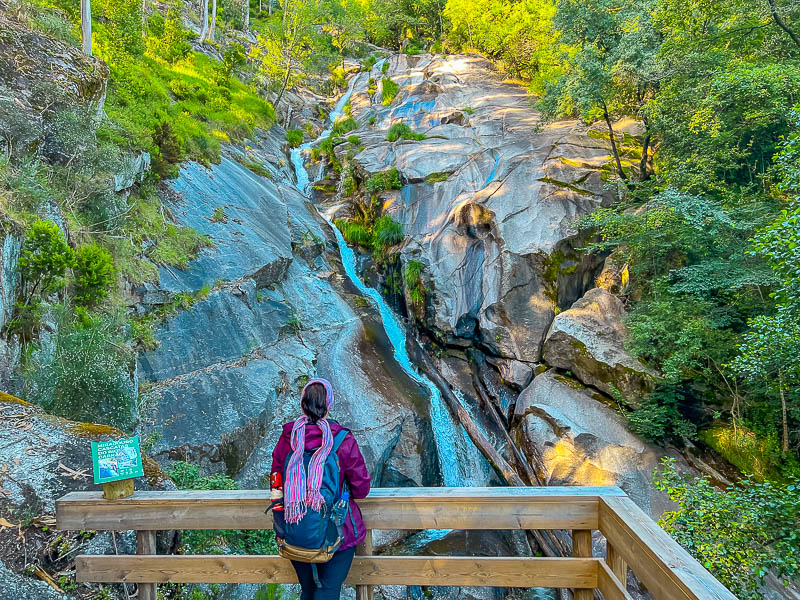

{"left": 327, "top": 54, "right": 621, "bottom": 362}
{"left": 542, "top": 287, "right": 656, "bottom": 403}
{"left": 513, "top": 370, "right": 680, "bottom": 517}
{"left": 138, "top": 133, "right": 434, "bottom": 488}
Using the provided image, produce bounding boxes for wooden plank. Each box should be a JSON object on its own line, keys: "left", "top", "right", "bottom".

{"left": 57, "top": 487, "right": 621, "bottom": 532}
{"left": 75, "top": 555, "right": 600, "bottom": 588}
{"left": 136, "top": 531, "right": 157, "bottom": 600}
{"left": 573, "top": 530, "right": 593, "bottom": 599}
{"left": 596, "top": 561, "right": 633, "bottom": 600}
{"left": 103, "top": 479, "right": 134, "bottom": 500}
{"left": 599, "top": 497, "right": 737, "bottom": 600}
{"left": 356, "top": 530, "right": 374, "bottom": 600}
{"left": 606, "top": 542, "right": 627, "bottom": 587}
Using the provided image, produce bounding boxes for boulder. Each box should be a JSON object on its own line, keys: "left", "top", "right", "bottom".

{"left": 542, "top": 287, "right": 655, "bottom": 402}
{"left": 485, "top": 356, "right": 534, "bottom": 391}
{"left": 513, "top": 370, "right": 680, "bottom": 517}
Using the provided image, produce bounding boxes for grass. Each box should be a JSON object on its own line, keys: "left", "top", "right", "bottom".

{"left": 286, "top": 129, "right": 303, "bottom": 148}
{"left": 387, "top": 123, "right": 426, "bottom": 142}
{"left": 347, "top": 135, "right": 361, "bottom": 146}
{"left": 104, "top": 51, "right": 276, "bottom": 167}
{"left": 331, "top": 117, "right": 359, "bottom": 137}
{"left": 365, "top": 168, "right": 402, "bottom": 193}
{"left": 424, "top": 171, "right": 451, "bottom": 183}
{"left": 381, "top": 77, "right": 400, "bottom": 105}
{"left": 374, "top": 215, "right": 403, "bottom": 247}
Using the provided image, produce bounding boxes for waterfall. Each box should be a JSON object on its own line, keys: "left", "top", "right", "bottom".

{"left": 288, "top": 72, "right": 472, "bottom": 487}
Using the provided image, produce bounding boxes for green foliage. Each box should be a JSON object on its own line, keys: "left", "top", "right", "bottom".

{"left": 145, "top": 10, "right": 191, "bottom": 65}
{"left": 380, "top": 77, "right": 400, "bottom": 105}
{"left": 73, "top": 244, "right": 116, "bottom": 308}
{"left": 374, "top": 215, "right": 403, "bottom": 247}
{"left": 347, "top": 135, "right": 361, "bottom": 146}
{"left": 168, "top": 461, "right": 278, "bottom": 555}
{"left": 381, "top": 60, "right": 389, "bottom": 73}
{"left": 331, "top": 117, "right": 359, "bottom": 137}
{"left": 403, "top": 260, "right": 426, "bottom": 309}
{"left": 699, "top": 425, "right": 795, "bottom": 483}
{"left": 214, "top": 44, "right": 247, "bottom": 87}
{"left": 286, "top": 128, "right": 304, "bottom": 148}
{"left": 23, "top": 308, "right": 137, "bottom": 429}
{"left": 386, "top": 123, "right": 425, "bottom": 142}
{"left": 17, "top": 219, "right": 75, "bottom": 303}
{"left": 655, "top": 459, "right": 800, "bottom": 599}
{"left": 624, "top": 386, "right": 696, "bottom": 443}
{"left": 336, "top": 219, "right": 373, "bottom": 247}
{"left": 151, "top": 121, "right": 182, "bottom": 178}
{"left": 365, "top": 168, "right": 402, "bottom": 193}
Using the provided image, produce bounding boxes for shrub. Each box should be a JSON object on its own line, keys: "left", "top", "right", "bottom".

{"left": 365, "top": 168, "right": 402, "bottom": 193}
{"left": 286, "top": 129, "right": 304, "bottom": 148}
{"left": 214, "top": 44, "right": 246, "bottom": 87}
{"left": 387, "top": 123, "right": 426, "bottom": 142}
{"left": 369, "top": 116, "right": 376, "bottom": 125}
{"left": 363, "top": 56, "right": 377, "bottom": 71}
{"left": 24, "top": 308, "right": 137, "bottom": 429}
{"left": 381, "top": 77, "right": 400, "bottom": 105}
{"left": 623, "top": 386, "right": 696, "bottom": 443}
{"left": 335, "top": 219, "right": 373, "bottom": 247}
{"left": 404, "top": 260, "right": 425, "bottom": 307}
{"left": 311, "top": 147, "right": 322, "bottom": 161}
{"left": 152, "top": 121, "right": 182, "bottom": 178}
{"left": 374, "top": 215, "right": 403, "bottom": 247}
{"left": 332, "top": 117, "right": 359, "bottom": 137}
{"left": 74, "top": 244, "right": 116, "bottom": 308}
{"left": 145, "top": 9, "right": 191, "bottom": 65}
{"left": 169, "top": 78, "right": 195, "bottom": 99}
{"left": 367, "top": 78, "right": 377, "bottom": 98}
{"left": 347, "top": 135, "right": 360, "bottom": 145}
{"left": 18, "top": 219, "right": 75, "bottom": 304}
{"left": 381, "top": 61, "right": 389, "bottom": 73}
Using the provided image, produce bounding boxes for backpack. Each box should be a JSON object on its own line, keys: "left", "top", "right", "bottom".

{"left": 269, "top": 428, "right": 355, "bottom": 563}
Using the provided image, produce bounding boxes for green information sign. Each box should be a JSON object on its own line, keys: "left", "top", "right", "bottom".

{"left": 91, "top": 436, "right": 144, "bottom": 485}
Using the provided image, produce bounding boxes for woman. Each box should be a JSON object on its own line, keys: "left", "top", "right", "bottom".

{"left": 271, "top": 378, "right": 371, "bottom": 600}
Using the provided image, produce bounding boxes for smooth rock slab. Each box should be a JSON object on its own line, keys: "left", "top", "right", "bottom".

{"left": 542, "top": 287, "right": 655, "bottom": 403}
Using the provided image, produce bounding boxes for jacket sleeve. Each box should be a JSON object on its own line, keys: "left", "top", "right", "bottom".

{"left": 270, "top": 428, "right": 292, "bottom": 475}
{"left": 342, "top": 434, "right": 371, "bottom": 499}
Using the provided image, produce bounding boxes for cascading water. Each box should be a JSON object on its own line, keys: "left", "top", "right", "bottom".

{"left": 288, "top": 69, "right": 473, "bottom": 487}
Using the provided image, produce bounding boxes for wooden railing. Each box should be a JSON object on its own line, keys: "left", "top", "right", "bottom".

{"left": 55, "top": 487, "right": 736, "bottom": 600}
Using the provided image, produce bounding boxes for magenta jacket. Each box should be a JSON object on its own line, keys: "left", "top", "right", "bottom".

{"left": 271, "top": 420, "right": 371, "bottom": 550}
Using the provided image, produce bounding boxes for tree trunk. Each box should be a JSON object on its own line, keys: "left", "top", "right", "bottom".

{"left": 259, "top": 0, "right": 262, "bottom": 13}
{"left": 210, "top": 0, "right": 217, "bottom": 40}
{"left": 199, "top": 0, "right": 209, "bottom": 43}
{"left": 269, "top": 0, "right": 272, "bottom": 16}
{"left": 639, "top": 129, "right": 651, "bottom": 181}
{"left": 242, "top": 0, "right": 249, "bottom": 31}
{"left": 417, "top": 350, "right": 573, "bottom": 562}
{"left": 767, "top": 0, "right": 800, "bottom": 50}
{"left": 779, "top": 371, "right": 790, "bottom": 454}
{"left": 81, "top": 0, "right": 92, "bottom": 56}
{"left": 602, "top": 100, "right": 627, "bottom": 181}
{"left": 274, "top": 65, "right": 292, "bottom": 109}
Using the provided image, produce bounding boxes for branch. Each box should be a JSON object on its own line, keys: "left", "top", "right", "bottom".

{"left": 767, "top": 0, "right": 800, "bottom": 50}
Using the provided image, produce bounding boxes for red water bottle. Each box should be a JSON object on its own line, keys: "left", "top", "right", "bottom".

{"left": 270, "top": 472, "right": 284, "bottom": 511}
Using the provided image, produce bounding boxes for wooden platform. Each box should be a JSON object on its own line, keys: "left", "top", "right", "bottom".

{"left": 55, "top": 486, "right": 736, "bottom": 600}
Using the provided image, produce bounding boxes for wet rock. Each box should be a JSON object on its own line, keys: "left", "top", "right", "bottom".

{"left": 542, "top": 287, "right": 655, "bottom": 402}
{"left": 0, "top": 213, "right": 23, "bottom": 332}
{"left": 513, "top": 370, "right": 681, "bottom": 516}
{"left": 343, "top": 55, "right": 622, "bottom": 362}
{"left": 484, "top": 356, "right": 534, "bottom": 391}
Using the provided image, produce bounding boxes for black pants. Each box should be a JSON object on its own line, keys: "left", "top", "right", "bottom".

{"left": 291, "top": 546, "right": 356, "bottom": 600}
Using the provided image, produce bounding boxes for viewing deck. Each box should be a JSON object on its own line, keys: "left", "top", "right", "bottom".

{"left": 55, "top": 486, "right": 736, "bottom": 600}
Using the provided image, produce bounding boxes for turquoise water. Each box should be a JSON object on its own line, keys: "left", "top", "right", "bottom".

{"left": 288, "top": 73, "right": 465, "bottom": 487}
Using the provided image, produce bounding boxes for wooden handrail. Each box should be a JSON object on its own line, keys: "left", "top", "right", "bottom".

{"left": 54, "top": 486, "right": 737, "bottom": 600}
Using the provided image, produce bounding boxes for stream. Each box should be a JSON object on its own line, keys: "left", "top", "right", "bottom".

{"left": 288, "top": 68, "right": 487, "bottom": 488}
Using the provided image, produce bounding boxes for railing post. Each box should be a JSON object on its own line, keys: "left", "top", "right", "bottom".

{"left": 572, "top": 530, "right": 593, "bottom": 600}
{"left": 356, "top": 529, "right": 373, "bottom": 600}
{"left": 137, "top": 530, "right": 157, "bottom": 600}
{"left": 606, "top": 542, "right": 627, "bottom": 588}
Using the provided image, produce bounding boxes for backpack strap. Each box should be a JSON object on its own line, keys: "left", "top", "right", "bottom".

{"left": 332, "top": 429, "right": 350, "bottom": 453}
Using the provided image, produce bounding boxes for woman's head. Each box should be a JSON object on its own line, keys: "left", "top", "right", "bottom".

{"left": 300, "top": 378, "right": 334, "bottom": 423}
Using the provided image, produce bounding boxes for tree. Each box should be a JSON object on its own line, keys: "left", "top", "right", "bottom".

{"left": 321, "top": 0, "right": 366, "bottom": 70}
{"left": 81, "top": 0, "right": 92, "bottom": 55}
{"left": 199, "top": 0, "right": 209, "bottom": 43}
{"left": 18, "top": 219, "right": 76, "bottom": 306}
{"left": 73, "top": 243, "right": 116, "bottom": 308}
{"left": 210, "top": 0, "right": 217, "bottom": 41}
{"left": 250, "top": 0, "right": 312, "bottom": 110}
{"left": 655, "top": 459, "right": 800, "bottom": 600}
